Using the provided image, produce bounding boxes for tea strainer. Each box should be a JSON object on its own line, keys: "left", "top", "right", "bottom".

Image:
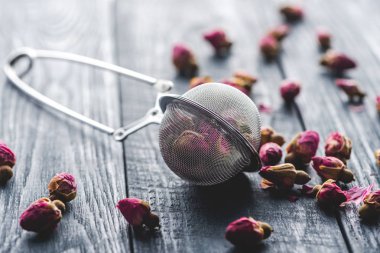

{"left": 4, "top": 48, "right": 262, "bottom": 185}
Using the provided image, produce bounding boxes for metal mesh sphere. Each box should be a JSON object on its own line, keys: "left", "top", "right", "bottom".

{"left": 159, "top": 83, "right": 261, "bottom": 185}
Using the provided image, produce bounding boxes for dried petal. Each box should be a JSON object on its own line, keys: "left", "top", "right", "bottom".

{"left": 259, "top": 163, "right": 310, "bottom": 189}
{"left": 260, "top": 35, "right": 279, "bottom": 60}
{"left": 172, "top": 44, "right": 198, "bottom": 78}
{"left": 375, "top": 149, "right": 380, "bottom": 166}
{"left": 260, "top": 126, "right": 286, "bottom": 146}
{"left": 324, "top": 132, "right": 352, "bottom": 163}
{"left": 336, "top": 79, "right": 366, "bottom": 102}
{"left": 285, "top": 130, "right": 320, "bottom": 165}
{"left": 316, "top": 179, "right": 347, "bottom": 207}
{"left": 225, "top": 217, "right": 272, "bottom": 247}
{"left": 279, "top": 5, "right": 304, "bottom": 22}
{"left": 259, "top": 142, "right": 282, "bottom": 166}
{"left": 317, "top": 28, "right": 331, "bottom": 50}
{"left": 268, "top": 24, "right": 290, "bottom": 41}
{"left": 311, "top": 156, "right": 354, "bottom": 183}
{"left": 203, "top": 29, "right": 233, "bottom": 57}
{"left": 320, "top": 51, "right": 357, "bottom": 73}
{"left": 189, "top": 76, "right": 213, "bottom": 89}
{"left": 342, "top": 184, "right": 373, "bottom": 207}
{"left": 359, "top": 190, "right": 380, "bottom": 219}
{"left": 19, "top": 198, "right": 62, "bottom": 233}
{"left": 48, "top": 172, "right": 77, "bottom": 202}
{"left": 280, "top": 80, "right": 301, "bottom": 103}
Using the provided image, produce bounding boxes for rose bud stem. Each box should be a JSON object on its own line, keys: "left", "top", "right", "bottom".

{"left": 0, "top": 166, "right": 13, "bottom": 185}
{"left": 143, "top": 213, "right": 160, "bottom": 230}
{"left": 258, "top": 221, "right": 273, "bottom": 239}
{"left": 295, "top": 171, "right": 312, "bottom": 185}
{"left": 52, "top": 200, "right": 66, "bottom": 213}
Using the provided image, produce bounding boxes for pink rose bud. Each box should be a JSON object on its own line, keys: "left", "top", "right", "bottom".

{"left": 259, "top": 163, "right": 311, "bottom": 189}
{"left": 279, "top": 5, "right": 304, "bottom": 22}
{"left": 233, "top": 71, "right": 258, "bottom": 91}
{"left": 280, "top": 80, "right": 301, "bottom": 103}
{"left": 311, "top": 156, "right": 354, "bottom": 183}
{"left": 376, "top": 96, "right": 380, "bottom": 113}
{"left": 221, "top": 79, "right": 250, "bottom": 95}
{"left": 317, "top": 28, "right": 332, "bottom": 50}
{"left": 172, "top": 43, "right": 198, "bottom": 78}
{"left": 117, "top": 198, "right": 159, "bottom": 230}
{"left": 0, "top": 141, "right": 16, "bottom": 185}
{"left": 260, "top": 126, "right": 286, "bottom": 147}
{"left": 259, "top": 35, "right": 279, "bottom": 60}
{"left": 285, "top": 130, "right": 320, "bottom": 165}
{"left": 189, "top": 76, "right": 213, "bottom": 89}
{"left": 173, "top": 130, "right": 211, "bottom": 161}
{"left": 19, "top": 197, "right": 62, "bottom": 233}
{"left": 225, "top": 217, "right": 273, "bottom": 247}
{"left": 259, "top": 142, "right": 283, "bottom": 166}
{"left": 268, "top": 24, "right": 290, "bottom": 41}
{"left": 324, "top": 132, "right": 352, "bottom": 163}
{"left": 203, "top": 29, "right": 233, "bottom": 57}
{"left": 315, "top": 179, "right": 347, "bottom": 207}
{"left": 335, "top": 79, "right": 366, "bottom": 103}
{"left": 374, "top": 149, "right": 380, "bottom": 166}
{"left": 358, "top": 190, "right": 380, "bottom": 220}
{"left": 48, "top": 172, "right": 77, "bottom": 203}
{"left": 320, "top": 51, "right": 357, "bottom": 73}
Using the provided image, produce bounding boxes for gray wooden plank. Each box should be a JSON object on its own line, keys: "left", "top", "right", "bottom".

{"left": 116, "top": 0, "right": 348, "bottom": 252}
{"left": 0, "top": 0, "right": 129, "bottom": 252}
{"left": 280, "top": 0, "right": 380, "bottom": 252}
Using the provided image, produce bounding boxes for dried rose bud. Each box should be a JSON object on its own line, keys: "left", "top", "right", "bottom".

{"left": 358, "top": 190, "right": 380, "bottom": 220}
{"left": 19, "top": 197, "right": 62, "bottom": 233}
{"left": 0, "top": 141, "right": 16, "bottom": 185}
{"left": 260, "top": 35, "right": 279, "bottom": 60}
{"left": 374, "top": 149, "right": 380, "bottom": 166}
{"left": 259, "top": 163, "right": 310, "bottom": 189}
{"left": 225, "top": 217, "right": 273, "bottom": 247}
{"left": 285, "top": 130, "right": 320, "bottom": 165}
{"left": 311, "top": 156, "right": 354, "bottom": 183}
{"left": 317, "top": 28, "right": 331, "bottom": 50}
{"left": 221, "top": 79, "right": 250, "bottom": 95}
{"left": 320, "top": 51, "right": 357, "bottom": 73}
{"left": 268, "top": 24, "right": 290, "bottom": 41}
{"left": 173, "top": 130, "right": 211, "bottom": 161}
{"left": 172, "top": 43, "right": 198, "bottom": 78}
{"left": 324, "top": 132, "right": 352, "bottom": 163}
{"left": 48, "top": 172, "right": 77, "bottom": 203}
{"left": 259, "top": 142, "right": 282, "bottom": 166}
{"left": 203, "top": 29, "right": 233, "bottom": 57}
{"left": 315, "top": 179, "right": 347, "bottom": 207}
{"left": 117, "top": 198, "right": 159, "bottom": 230}
{"left": 189, "top": 76, "right": 213, "bottom": 89}
{"left": 279, "top": 5, "right": 304, "bottom": 22}
{"left": 336, "top": 79, "right": 366, "bottom": 103}
{"left": 260, "top": 127, "right": 286, "bottom": 147}
{"left": 376, "top": 96, "right": 380, "bottom": 113}
{"left": 280, "top": 80, "right": 301, "bottom": 103}
{"left": 233, "top": 71, "right": 258, "bottom": 91}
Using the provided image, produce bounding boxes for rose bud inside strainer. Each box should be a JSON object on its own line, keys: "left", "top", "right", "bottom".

{"left": 159, "top": 83, "right": 262, "bottom": 185}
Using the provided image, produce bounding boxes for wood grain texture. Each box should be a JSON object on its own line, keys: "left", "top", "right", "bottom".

{"left": 0, "top": 0, "right": 129, "bottom": 252}
{"left": 116, "top": 0, "right": 348, "bottom": 252}
{"left": 279, "top": 0, "right": 380, "bottom": 252}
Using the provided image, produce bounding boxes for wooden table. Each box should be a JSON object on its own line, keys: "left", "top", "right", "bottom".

{"left": 0, "top": 0, "right": 379, "bottom": 252}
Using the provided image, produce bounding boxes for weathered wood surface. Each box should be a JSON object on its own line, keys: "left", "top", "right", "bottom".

{"left": 0, "top": 0, "right": 379, "bottom": 252}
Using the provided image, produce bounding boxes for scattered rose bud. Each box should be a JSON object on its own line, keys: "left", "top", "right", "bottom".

{"left": 260, "top": 126, "right": 286, "bottom": 147}
{"left": 48, "top": 172, "right": 77, "bottom": 203}
{"left": 336, "top": 79, "right": 366, "bottom": 103}
{"left": 189, "top": 76, "right": 213, "bottom": 89}
{"left": 268, "top": 24, "right": 290, "bottom": 41}
{"left": 279, "top": 5, "right": 304, "bottom": 22}
{"left": 172, "top": 43, "right": 198, "bottom": 78}
{"left": 317, "top": 28, "right": 332, "bottom": 50}
{"left": 117, "top": 198, "right": 159, "bottom": 230}
{"left": 315, "top": 179, "right": 347, "bottom": 207}
{"left": 320, "top": 51, "right": 357, "bottom": 73}
{"left": 233, "top": 71, "right": 258, "bottom": 91}
{"left": 358, "top": 190, "right": 380, "bottom": 220}
{"left": 19, "top": 197, "right": 62, "bottom": 233}
{"left": 280, "top": 80, "right": 301, "bottom": 103}
{"left": 374, "top": 149, "right": 380, "bottom": 166}
{"left": 0, "top": 141, "right": 16, "bottom": 185}
{"left": 203, "top": 29, "right": 233, "bottom": 57}
{"left": 221, "top": 79, "right": 250, "bottom": 95}
{"left": 259, "top": 163, "right": 310, "bottom": 189}
{"left": 324, "top": 132, "right": 352, "bottom": 163}
{"left": 259, "top": 142, "right": 283, "bottom": 166}
{"left": 311, "top": 156, "right": 354, "bottom": 183}
{"left": 285, "top": 130, "right": 320, "bottom": 165}
{"left": 260, "top": 35, "right": 279, "bottom": 60}
{"left": 225, "top": 217, "right": 273, "bottom": 247}
{"left": 376, "top": 96, "right": 380, "bottom": 113}
{"left": 173, "top": 130, "right": 211, "bottom": 161}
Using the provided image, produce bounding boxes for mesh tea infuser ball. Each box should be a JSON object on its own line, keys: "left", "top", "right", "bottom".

{"left": 4, "top": 48, "right": 262, "bottom": 186}
{"left": 159, "top": 83, "right": 262, "bottom": 185}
